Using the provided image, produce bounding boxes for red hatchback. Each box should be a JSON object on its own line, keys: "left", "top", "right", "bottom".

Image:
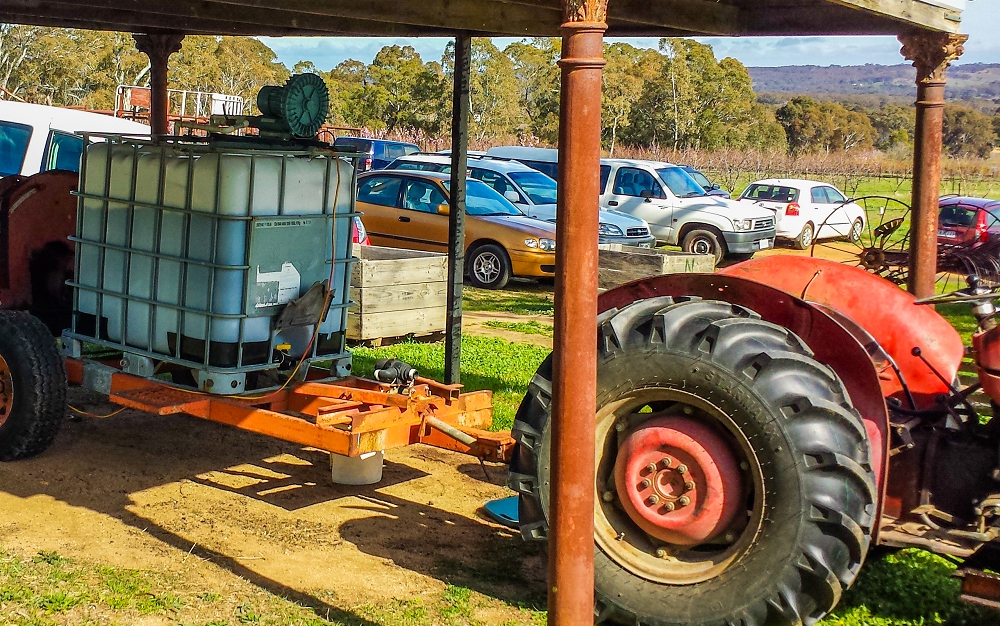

{"left": 937, "top": 197, "right": 1000, "bottom": 247}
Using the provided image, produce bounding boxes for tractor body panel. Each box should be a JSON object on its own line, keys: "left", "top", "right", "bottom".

{"left": 720, "top": 256, "right": 964, "bottom": 410}
{"left": 598, "top": 269, "right": 892, "bottom": 513}
{"left": 0, "top": 170, "right": 77, "bottom": 332}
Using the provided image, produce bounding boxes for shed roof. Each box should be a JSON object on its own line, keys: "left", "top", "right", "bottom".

{"left": 0, "top": 0, "right": 965, "bottom": 37}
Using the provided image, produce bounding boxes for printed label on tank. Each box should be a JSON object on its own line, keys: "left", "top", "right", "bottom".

{"left": 254, "top": 262, "right": 301, "bottom": 308}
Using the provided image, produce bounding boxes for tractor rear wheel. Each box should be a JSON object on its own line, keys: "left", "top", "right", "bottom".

{"left": 0, "top": 311, "right": 67, "bottom": 461}
{"left": 509, "top": 296, "right": 876, "bottom": 626}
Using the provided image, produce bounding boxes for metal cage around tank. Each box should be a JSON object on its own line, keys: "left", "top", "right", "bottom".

{"left": 64, "top": 134, "right": 361, "bottom": 392}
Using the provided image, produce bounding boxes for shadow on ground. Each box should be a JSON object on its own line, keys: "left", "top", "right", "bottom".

{"left": 0, "top": 390, "right": 545, "bottom": 622}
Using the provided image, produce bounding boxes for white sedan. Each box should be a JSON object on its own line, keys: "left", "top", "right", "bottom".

{"left": 736, "top": 179, "right": 866, "bottom": 249}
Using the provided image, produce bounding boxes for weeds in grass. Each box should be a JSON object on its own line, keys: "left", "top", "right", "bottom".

{"left": 483, "top": 320, "right": 553, "bottom": 337}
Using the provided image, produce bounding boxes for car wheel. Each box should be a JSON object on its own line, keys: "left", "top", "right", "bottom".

{"left": 468, "top": 243, "right": 512, "bottom": 289}
{"left": 849, "top": 219, "right": 864, "bottom": 243}
{"left": 682, "top": 229, "right": 725, "bottom": 263}
{"left": 793, "top": 222, "right": 814, "bottom": 250}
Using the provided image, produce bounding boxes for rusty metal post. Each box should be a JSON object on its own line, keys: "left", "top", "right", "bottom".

{"left": 133, "top": 33, "right": 184, "bottom": 136}
{"left": 445, "top": 35, "right": 471, "bottom": 385}
{"left": 549, "top": 2, "right": 607, "bottom": 623}
{"left": 900, "top": 32, "right": 967, "bottom": 298}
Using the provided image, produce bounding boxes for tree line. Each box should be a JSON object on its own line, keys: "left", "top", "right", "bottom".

{"left": 2, "top": 25, "right": 997, "bottom": 159}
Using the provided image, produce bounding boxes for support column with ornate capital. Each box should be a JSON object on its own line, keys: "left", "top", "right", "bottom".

{"left": 549, "top": 1, "right": 607, "bottom": 624}
{"left": 899, "top": 31, "right": 967, "bottom": 298}
{"left": 133, "top": 33, "right": 185, "bottom": 136}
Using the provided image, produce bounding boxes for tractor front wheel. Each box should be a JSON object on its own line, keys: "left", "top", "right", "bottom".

{"left": 0, "top": 311, "right": 67, "bottom": 461}
{"left": 509, "top": 296, "right": 876, "bottom": 626}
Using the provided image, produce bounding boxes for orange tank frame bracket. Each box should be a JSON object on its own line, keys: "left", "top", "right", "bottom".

{"left": 64, "top": 358, "right": 515, "bottom": 463}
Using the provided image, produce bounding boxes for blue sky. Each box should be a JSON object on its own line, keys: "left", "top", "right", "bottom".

{"left": 260, "top": 1, "right": 997, "bottom": 70}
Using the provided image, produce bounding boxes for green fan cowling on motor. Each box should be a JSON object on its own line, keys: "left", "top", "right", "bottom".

{"left": 256, "top": 73, "right": 330, "bottom": 138}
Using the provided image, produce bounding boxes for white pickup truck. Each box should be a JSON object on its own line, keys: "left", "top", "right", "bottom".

{"left": 599, "top": 159, "right": 776, "bottom": 261}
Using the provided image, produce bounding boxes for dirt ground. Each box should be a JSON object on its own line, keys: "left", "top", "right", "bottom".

{"left": 0, "top": 387, "right": 546, "bottom": 623}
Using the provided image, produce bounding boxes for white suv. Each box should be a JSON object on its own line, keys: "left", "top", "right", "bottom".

{"left": 387, "top": 153, "right": 657, "bottom": 248}
{"left": 737, "top": 179, "right": 866, "bottom": 249}
{"left": 599, "top": 159, "right": 776, "bottom": 261}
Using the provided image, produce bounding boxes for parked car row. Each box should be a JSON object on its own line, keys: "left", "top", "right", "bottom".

{"left": 337, "top": 138, "right": 892, "bottom": 285}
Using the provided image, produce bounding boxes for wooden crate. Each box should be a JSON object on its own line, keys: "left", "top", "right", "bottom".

{"left": 598, "top": 244, "right": 715, "bottom": 291}
{"left": 347, "top": 246, "right": 448, "bottom": 343}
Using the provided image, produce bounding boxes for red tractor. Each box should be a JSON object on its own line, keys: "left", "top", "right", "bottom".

{"left": 510, "top": 255, "right": 1000, "bottom": 625}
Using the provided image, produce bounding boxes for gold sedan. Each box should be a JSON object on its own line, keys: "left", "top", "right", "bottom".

{"left": 356, "top": 170, "right": 557, "bottom": 289}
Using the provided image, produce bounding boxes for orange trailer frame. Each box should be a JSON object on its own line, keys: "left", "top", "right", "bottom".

{"left": 64, "top": 356, "right": 515, "bottom": 463}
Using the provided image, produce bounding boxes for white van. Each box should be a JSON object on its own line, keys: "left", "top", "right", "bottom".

{"left": 0, "top": 100, "right": 150, "bottom": 178}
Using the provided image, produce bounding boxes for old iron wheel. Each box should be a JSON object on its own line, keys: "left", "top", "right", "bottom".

{"left": 793, "top": 222, "right": 814, "bottom": 250}
{"left": 467, "top": 243, "right": 511, "bottom": 289}
{"left": 509, "top": 296, "right": 876, "bottom": 626}
{"left": 682, "top": 229, "right": 725, "bottom": 264}
{"left": 0, "top": 311, "right": 67, "bottom": 461}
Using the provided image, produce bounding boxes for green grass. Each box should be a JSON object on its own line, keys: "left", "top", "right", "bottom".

{"left": 462, "top": 285, "right": 554, "bottom": 316}
{"left": 482, "top": 320, "right": 553, "bottom": 337}
{"left": 350, "top": 335, "right": 550, "bottom": 431}
{"left": 822, "top": 549, "right": 998, "bottom": 626}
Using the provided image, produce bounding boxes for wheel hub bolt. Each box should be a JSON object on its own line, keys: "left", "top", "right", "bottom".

{"left": 647, "top": 494, "right": 660, "bottom": 506}
{"left": 662, "top": 502, "right": 675, "bottom": 512}
{"left": 724, "top": 533, "right": 735, "bottom": 542}
{"left": 677, "top": 495, "right": 690, "bottom": 507}
{"left": 638, "top": 478, "right": 652, "bottom": 489}
{"left": 740, "top": 461, "right": 749, "bottom": 471}
{"left": 602, "top": 491, "right": 614, "bottom": 502}
{"left": 655, "top": 547, "right": 668, "bottom": 558}
{"left": 683, "top": 406, "right": 694, "bottom": 415}
{"left": 645, "top": 463, "right": 658, "bottom": 474}
{"left": 684, "top": 481, "right": 696, "bottom": 491}
{"left": 661, "top": 456, "right": 672, "bottom": 468}
{"left": 677, "top": 464, "right": 688, "bottom": 474}
{"left": 615, "top": 421, "right": 626, "bottom": 433}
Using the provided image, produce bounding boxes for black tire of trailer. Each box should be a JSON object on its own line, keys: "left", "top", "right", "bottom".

{"left": 0, "top": 311, "right": 67, "bottom": 461}
{"left": 509, "top": 296, "right": 876, "bottom": 626}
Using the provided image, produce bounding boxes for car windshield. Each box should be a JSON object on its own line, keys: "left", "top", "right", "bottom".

{"left": 444, "top": 179, "right": 524, "bottom": 216}
{"left": 742, "top": 184, "right": 800, "bottom": 203}
{"left": 508, "top": 171, "right": 558, "bottom": 205}
{"left": 0, "top": 121, "right": 32, "bottom": 177}
{"left": 656, "top": 167, "right": 705, "bottom": 198}
{"left": 940, "top": 203, "right": 981, "bottom": 227}
{"left": 686, "top": 170, "right": 712, "bottom": 189}
{"left": 334, "top": 138, "right": 373, "bottom": 153}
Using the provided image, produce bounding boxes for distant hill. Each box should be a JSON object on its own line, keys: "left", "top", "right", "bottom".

{"left": 749, "top": 63, "right": 1000, "bottom": 104}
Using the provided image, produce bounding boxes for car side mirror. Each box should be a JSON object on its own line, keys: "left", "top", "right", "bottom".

{"left": 503, "top": 190, "right": 520, "bottom": 203}
{"left": 437, "top": 203, "right": 450, "bottom": 215}
{"left": 712, "top": 184, "right": 721, "bottom": 190}
{"left": 640, "top": 189, "right": 653, "bottom": 201}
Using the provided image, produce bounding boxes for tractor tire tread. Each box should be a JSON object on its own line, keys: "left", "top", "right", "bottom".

{"left": 0, "top": 311, "right": 67, "bottom": 462}
{"left": 510, "top": 297, "right": 875, "bottom": 626}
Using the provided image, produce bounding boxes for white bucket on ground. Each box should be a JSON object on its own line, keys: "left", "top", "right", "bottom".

{"left": 330, "top": 451, "right": 384, "bottom": 485}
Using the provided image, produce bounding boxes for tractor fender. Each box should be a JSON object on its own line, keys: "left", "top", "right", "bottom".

{"left": 720, "top": 256, "right": 963, "bottom": 411}
{"left": 0, "top": 170, "right": 78, "bottom": 325}
{"left": 598, "top": 267, "right": 892, "bottom": 520}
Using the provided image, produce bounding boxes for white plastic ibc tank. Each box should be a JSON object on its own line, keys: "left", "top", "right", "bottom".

{"left": 77, "top": 143, "right": 139, "bottom": 343}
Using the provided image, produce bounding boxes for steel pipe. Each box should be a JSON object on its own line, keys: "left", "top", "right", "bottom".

{"left": 445, "top": 34, "right": 471, "bottom": 384}
{"left": 549, "top": 20, "right": 606, "bottom": 626}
